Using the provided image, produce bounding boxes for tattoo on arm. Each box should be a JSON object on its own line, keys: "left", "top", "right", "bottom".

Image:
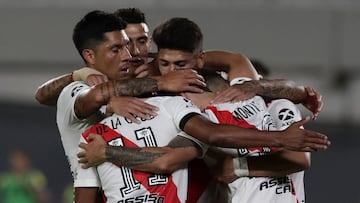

{"left": 36, "top": 74, "right": 72, "bottom": 105}
{"left": 74, "top": 78, "right": 159, "bottom": 118}
{"left": 99, "top": 78, "right": 158, "bottom": 103}
{"left": 255, "top": 79, "right": 305, "bottom": 103}
{"left": 104, "top": 136, "right": 200, "bottom": 168}
{"left": 105, "top": 146, "right": 165, "bottom": 168}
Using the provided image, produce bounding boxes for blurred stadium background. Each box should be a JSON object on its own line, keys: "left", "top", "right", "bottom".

{"left": 0, "top": 0, "right": 359, "bottom": 202}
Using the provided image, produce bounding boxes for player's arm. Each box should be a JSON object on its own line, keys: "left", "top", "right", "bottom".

{"left": 182, "top": 114, "right": 330, "bottom": 152}
{"left": 246, "top": 151, "right": 311, "bottom": 177}
{"left": 35, "top": 73, "right": 73, "bottom": 106}
{"left": 78, "top": 134, "right": 202, "bottom": 174}
{"left": 211, "top": 79, "right": 322, "bottom": 119}
{"left": 205, "top": 51, "right": 323, "bottom": 117}
{"left": 35, "top": 67, "right": 107, "bottom": 106}
{"left": 75, "top": 70, "right": 205, "bottom": 119}
{"left": 215, "top": 151, "right": 310, "bottom": 183}
{"left": 244, "top": 79, "right": 318, "bottom": 105}
{"left": 204, "top": 51, "right": 306, "bottom": 104}
{"left": 106, "top": 136, "right": 201, "bottom": 174}
{"left": 212, "top": 78, "right": 308, "bottom": 104}
{"left": 203, "top": 50, "right": 259, "bottom": 80}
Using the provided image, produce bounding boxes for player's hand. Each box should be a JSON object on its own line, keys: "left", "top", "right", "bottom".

{"left": 300, "top": 86, "right": 323, "bottom": 120}
{"left": 86, "top": 74, "right": 108, "bottom": 86}
{"left": 279, "top": 117, "right": 330, "bottom": 151}
{"left": 131, "top": 53, "right": 158, "bottom": 78}
{"left": 211, "top": 82, "right": 257, "bottom": 104}
{"left": 106, "top": 96, "right": 159, "bottom": 124}
{"left": 78, "top": 134, "right": 107, "bottom": 169}
{"left": 158, "top": 69, "right": 206, "bottom": 93}
{"left": 134, "top": 64, "right": 150, "bottom": 78}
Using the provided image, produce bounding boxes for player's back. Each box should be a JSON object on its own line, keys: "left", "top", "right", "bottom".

{"left": 82, "top": 96, "right": 201, "bottom": 203}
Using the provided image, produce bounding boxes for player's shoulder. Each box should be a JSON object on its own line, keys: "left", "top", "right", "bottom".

{"left": 60, "top": 81, "right": 89, "bottom": 99}
{"left": 267, "top": 99, "right": 302, "bottom": 129}
{"left": 57, "top": 81, "right": 89, "bottom": 110}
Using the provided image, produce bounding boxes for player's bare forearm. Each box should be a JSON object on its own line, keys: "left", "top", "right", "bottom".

{"left": 252, "top": 79, "right": 306, "bottom": 103}
{"left": 35, "top": 73, "right": 73, "bottom": 106}
{"left": 99, "top": 78, "right": 158, "bottom": 102}
{"left": 74, "top": 78, "right": 158, "bottom": 119}
{"left": 204, "top": 50, "right": 258, "bottom": 80}
{"left": 105, "top": 136, "right": 200, "bottom": 174}
{"left": 184, "top": 115, "right": 329, "bottom": 151}
{"left": 106, "top": 146, "right": 165, "bottom": 169}
{"left": 247, "top": 151, "right": 310, "bottom": 177}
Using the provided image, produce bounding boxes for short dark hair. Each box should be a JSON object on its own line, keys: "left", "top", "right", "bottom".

{"left": 152, "top": 17, "right": 203, "bottom": 53}
{"left": 250, "top": 59, "right": 270, "bottom": 78}
{"left": 72, "top": 10, "right": 127, "bottom": 62}
{"left": 114, "top": 8, "right": 146, "bottom": 24}
{"left": 198, "top": 69, "right": 229, "bottom": 93}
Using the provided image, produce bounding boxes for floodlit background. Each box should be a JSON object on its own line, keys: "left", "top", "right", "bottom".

{"left": 0, "top": 1, "right": 359, "bottom": 202}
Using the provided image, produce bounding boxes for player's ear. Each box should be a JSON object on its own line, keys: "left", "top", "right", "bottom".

{"left": 196, "top": 51, "right": 205, "bottom": 69}
{"left": 147, "top": 36, "right": 153, "bottom": 48}
{"left": 82, "top": 49, "right": 96, "bottom": 65}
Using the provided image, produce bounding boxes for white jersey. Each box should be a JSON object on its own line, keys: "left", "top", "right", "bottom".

{"left": 228, "top": 99, "right": 306, "bottom": 203}
{"left": 204, "top": 95, "right": 278, "bottom": 157}
{"left": 198, "top": 95, "right": 276, "bottom": 203}
{"left": 56, "top": 81, "right": 104, "bottom": 183}
{"left": 77, "top": 96, "right": 209, "bottom": 203}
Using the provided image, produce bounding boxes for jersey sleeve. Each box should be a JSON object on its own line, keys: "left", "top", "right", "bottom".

{"left": 57, "top": 81, "right": 90, "bottom": 125}
{"left": 73, "top": 135, "right": 101, "bottom": 188}
{"left": 267, "top": 99, "right": 302, "bottom": 130}
{"left": 163, "top": 96, "right": 202, "bottom": 131}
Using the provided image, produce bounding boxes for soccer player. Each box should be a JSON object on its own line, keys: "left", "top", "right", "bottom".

{"left": 35, "top": 8, "right": 204, "bottom": 124}
{"left": 152, "top": 18, "right": 315, "bottom": 203}
{"left": 113, "top": 8, "right": 159, "bottom": 78}
{"left": 217, "top": 59, "right": 310, "bottom": 203}
{"left": 74, "top": 17, "right": 329, "bottom": 203}
{"left": 56, "top": 10, "right": 207, "bottom": 202}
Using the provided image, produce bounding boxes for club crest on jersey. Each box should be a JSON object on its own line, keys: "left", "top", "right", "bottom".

{"left": 71, "top": 85, "right": 84, "bottom": 97}
{"left": 183, "top": 98, "right": 196, "bottom": 108}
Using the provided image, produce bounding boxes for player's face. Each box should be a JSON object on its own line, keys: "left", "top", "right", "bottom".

{"left": 125, "top": 23, "right": 151, "bottom": 66}
{"left": 92, "top": 30, "right": 132, "bottom": 80}
{"left": 157, "top": 49, "right": 203, "bottom": 75}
